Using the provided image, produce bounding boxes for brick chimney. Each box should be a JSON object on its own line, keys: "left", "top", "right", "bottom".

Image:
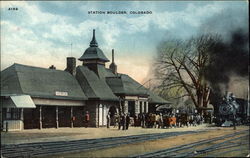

{"left": 65, "top": 57, "right": 76, "bottom": 76}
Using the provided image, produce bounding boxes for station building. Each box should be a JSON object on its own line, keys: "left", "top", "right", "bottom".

{"left": 0, "top": 30, "right": 168, "bottom": 131}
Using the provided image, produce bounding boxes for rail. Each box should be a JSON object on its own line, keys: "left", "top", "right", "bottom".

{"left": 2, "top": 130, "right": 205, "bottom": 158}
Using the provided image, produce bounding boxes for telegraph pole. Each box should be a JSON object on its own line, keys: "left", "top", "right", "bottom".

{"left": 70, "top": 43, "right": 72, "bottom": 57}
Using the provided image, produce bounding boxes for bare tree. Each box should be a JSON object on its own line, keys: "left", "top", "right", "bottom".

{"left": 155, "top": 34, "right": 220, "bottom": 114}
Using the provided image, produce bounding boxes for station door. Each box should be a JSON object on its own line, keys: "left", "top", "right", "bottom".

{"left": 42, "top": 106, "right": 56, "bottom": 128}
{"left": 73, "top": 107, "right": 84, "bottom": 127}
{"left": 128, "top": 101, "right": 135, "bottom": 117}
{"left": 23, "top": 108, "right": 39, "bottom": 129}
{"left": 58, "top": 106, "right": 71, "bottom": 127}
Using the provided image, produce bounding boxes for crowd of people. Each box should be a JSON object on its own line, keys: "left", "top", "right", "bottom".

{"left": 83, "top": 109, "right": 208, "bottom": 130}
{"left": 106, "top": 112, "right": 206, "bottom": 130}
{"left": 107, "top": 112, "right": 131, "bottom": 130}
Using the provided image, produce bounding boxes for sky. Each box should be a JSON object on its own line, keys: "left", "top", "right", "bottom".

{"left": 0, "top": 1, "right": 248, "bottom": 83}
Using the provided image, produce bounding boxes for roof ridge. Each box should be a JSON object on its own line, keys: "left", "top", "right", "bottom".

{"left": 13, "top": 64, "right": 24, "bottom": 94}
{"left": 105, "top": 76, "right": 125, "bottom": 94}
{"left": 106, "top": 76, "right": 121, "bottom": 78}
{"left": 77, "top": 66, "right": 98, "bottom": 99}
{"left": 6, "top": 64, "right": 87, "bottom": 100}
{"left": 85, "top": 67, "right": 105, "bottom": 98}
{"left": 77, "top": 66, "right": 118, "bottom": 100}
{"left": 118, "top": 73, "right": 128, "bottom": 76}
{"left": 13, "top": 63, "right": 65, "bottom": 72}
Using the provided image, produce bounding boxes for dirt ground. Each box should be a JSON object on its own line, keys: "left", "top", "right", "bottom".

{"left": 2, "top": 124, "right": 216, "bottom": 145}
{"left": 45, "top": 125, "right": 249, "bottom": 157}
{"left": 2, "top": 125, "right": 249, "bottom": 157}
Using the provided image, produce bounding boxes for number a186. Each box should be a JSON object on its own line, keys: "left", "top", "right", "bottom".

{"left": 8, "top": 8, "right": 18, "bottom": 11}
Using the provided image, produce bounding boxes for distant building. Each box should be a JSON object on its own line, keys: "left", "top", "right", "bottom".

{"left": 0, "top": 30, "right": 168, "bottom": 131}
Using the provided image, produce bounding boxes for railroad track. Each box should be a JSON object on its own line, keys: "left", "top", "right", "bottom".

{"left": 186, "top": 133, "right": 249, "bottom": 157}
{"left": 131, "top": 130, "right": 249, "bottom": 157}
{"left": 1, "top": 130, "right": 205, "bottom": 158}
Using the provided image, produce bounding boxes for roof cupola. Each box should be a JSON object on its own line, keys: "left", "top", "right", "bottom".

{"left": 79, "top": 29, "right": 109, "bottom": 63}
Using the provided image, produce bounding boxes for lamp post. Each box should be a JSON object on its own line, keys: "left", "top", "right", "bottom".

{"left": 232, "top": 105, "right": 237, "bottom": 130}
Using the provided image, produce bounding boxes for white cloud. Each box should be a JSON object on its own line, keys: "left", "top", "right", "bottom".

{"left": 1, "top": 20, "right": 67, "bottom": 70}
{"left": 1, "top": 1, "right": 59, "bottom": 25}
{"left": 1, "top": 1, "right": 27, "bottom": 8}
{"left": 123, "top": 15, "right": 152, "bottom": 33}
{"left": 1, "top": 1, "right": 247, "bottom": 83}
{"left": 78, "top": 19, "right": 121, "bottom": 49}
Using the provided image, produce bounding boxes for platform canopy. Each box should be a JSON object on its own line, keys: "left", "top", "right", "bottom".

{"left": 2, "top": 95, "right": 36, "bottom": 108}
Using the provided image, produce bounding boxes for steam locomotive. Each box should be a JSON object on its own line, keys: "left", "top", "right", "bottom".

{"left": 214, "top": 92, "right": 249, "bottom": 126}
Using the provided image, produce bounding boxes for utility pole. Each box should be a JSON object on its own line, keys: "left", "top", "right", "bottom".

{"left": 70, "top": 43, "right": 72, "bottom": 57}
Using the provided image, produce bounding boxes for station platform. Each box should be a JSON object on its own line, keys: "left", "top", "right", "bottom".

{"left": 0, "top": 124, "right": 226, "bottom": 145}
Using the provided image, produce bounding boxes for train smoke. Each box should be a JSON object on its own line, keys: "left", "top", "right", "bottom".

{"left": 199, "top": 7, "right": 249, "bottom": 101}
{"left": 205, "top": 31, "right": 248, "bottom": 103}
{"left": 205, "top": 29, "right": 249, "bottom": 101}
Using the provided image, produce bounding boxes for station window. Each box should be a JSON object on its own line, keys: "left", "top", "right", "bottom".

{"left": 140, "top": 101, "right": 143, "bottom": 113}
{"left": 6, "top": 108, "right": 12, "bottom": 119}
{"left": 5, "top": 108, "right": 20, "bottom": 120}
{"left": 12, "top": 108, "right": 20, "bottom": 119}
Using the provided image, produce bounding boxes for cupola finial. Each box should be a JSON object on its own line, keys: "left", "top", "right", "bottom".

{"left": 90, "top": 29, "right": 98, "bottom": 47}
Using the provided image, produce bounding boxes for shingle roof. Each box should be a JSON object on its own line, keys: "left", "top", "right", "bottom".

{"left": 104, "top": 68, "right": 117, "bottom": 77}
{"left": 106, "top": 74, "right": 169, "bottom": 104}
{"left": 122, "top": 75, "right": 168, "bottom": 104}
{"left": 1, "top": 64, "right": 87, "bottom": 100}
{"left": 106, "top": 74, "right": 148, "bottom": 96}
{"left": 96, "top": 64, "right": 115, "bottom": 79}
{"left": 105, "top": 77, "right": 124, "bottom": 94}
{"left": 79, "top": 47, "right": 109, "bottom": 62}
{"left": 76, "top": 66, "right": 119, "bottom": 101}
{"left": 147, "top": 90, "right": 169, "bottom": 104}
{"left": 1, "top": 64, "right": 23, "bottom": 95}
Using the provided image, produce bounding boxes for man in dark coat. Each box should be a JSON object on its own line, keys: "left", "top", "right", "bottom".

{"left": 126, "top": 113, "right": 130, "bottom": 130}
{"left": 145, "top": 113, "right": 149, "bottom": 128}
{"left": 141, "top": 113, "right": 146, "bottom": 128}
{"left": 121, "top": 113, "right": 126, "bottom": 130}
{"left": 117, "top": 113, "right": 121, "bottom": 130}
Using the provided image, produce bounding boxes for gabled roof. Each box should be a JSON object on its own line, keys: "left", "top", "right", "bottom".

{"left": 105, "top": 77, "right": 124, "bottom": 94}
{"left": 121, "top": 75, "right": 168, "bottom": 104}
{"left": 104, "top": 68, "right": 117, "bottom": 77}
{"left": 106, "top": 73, "right": 169, "bottom": 104}
{"left": 1, "top": 64, "right": 87, "bottom": 100}
{"left": 106, "top": 74, "right": 148, "bottom": 96}
{"left": 147, "top": 90, "right": 169, "bottom": 104}
{"left": 76, "top": 66, "right": 119, "bottom": 101}
{"left": 96, "top": 64, "right": 116, "bottom": 79}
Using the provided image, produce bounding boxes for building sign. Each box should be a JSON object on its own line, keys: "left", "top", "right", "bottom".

{"left": 125, "top": 96, "right": 138, "bottom": 100}
{"left": 55, "top": 91, "right": 68, "bottom": 96}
